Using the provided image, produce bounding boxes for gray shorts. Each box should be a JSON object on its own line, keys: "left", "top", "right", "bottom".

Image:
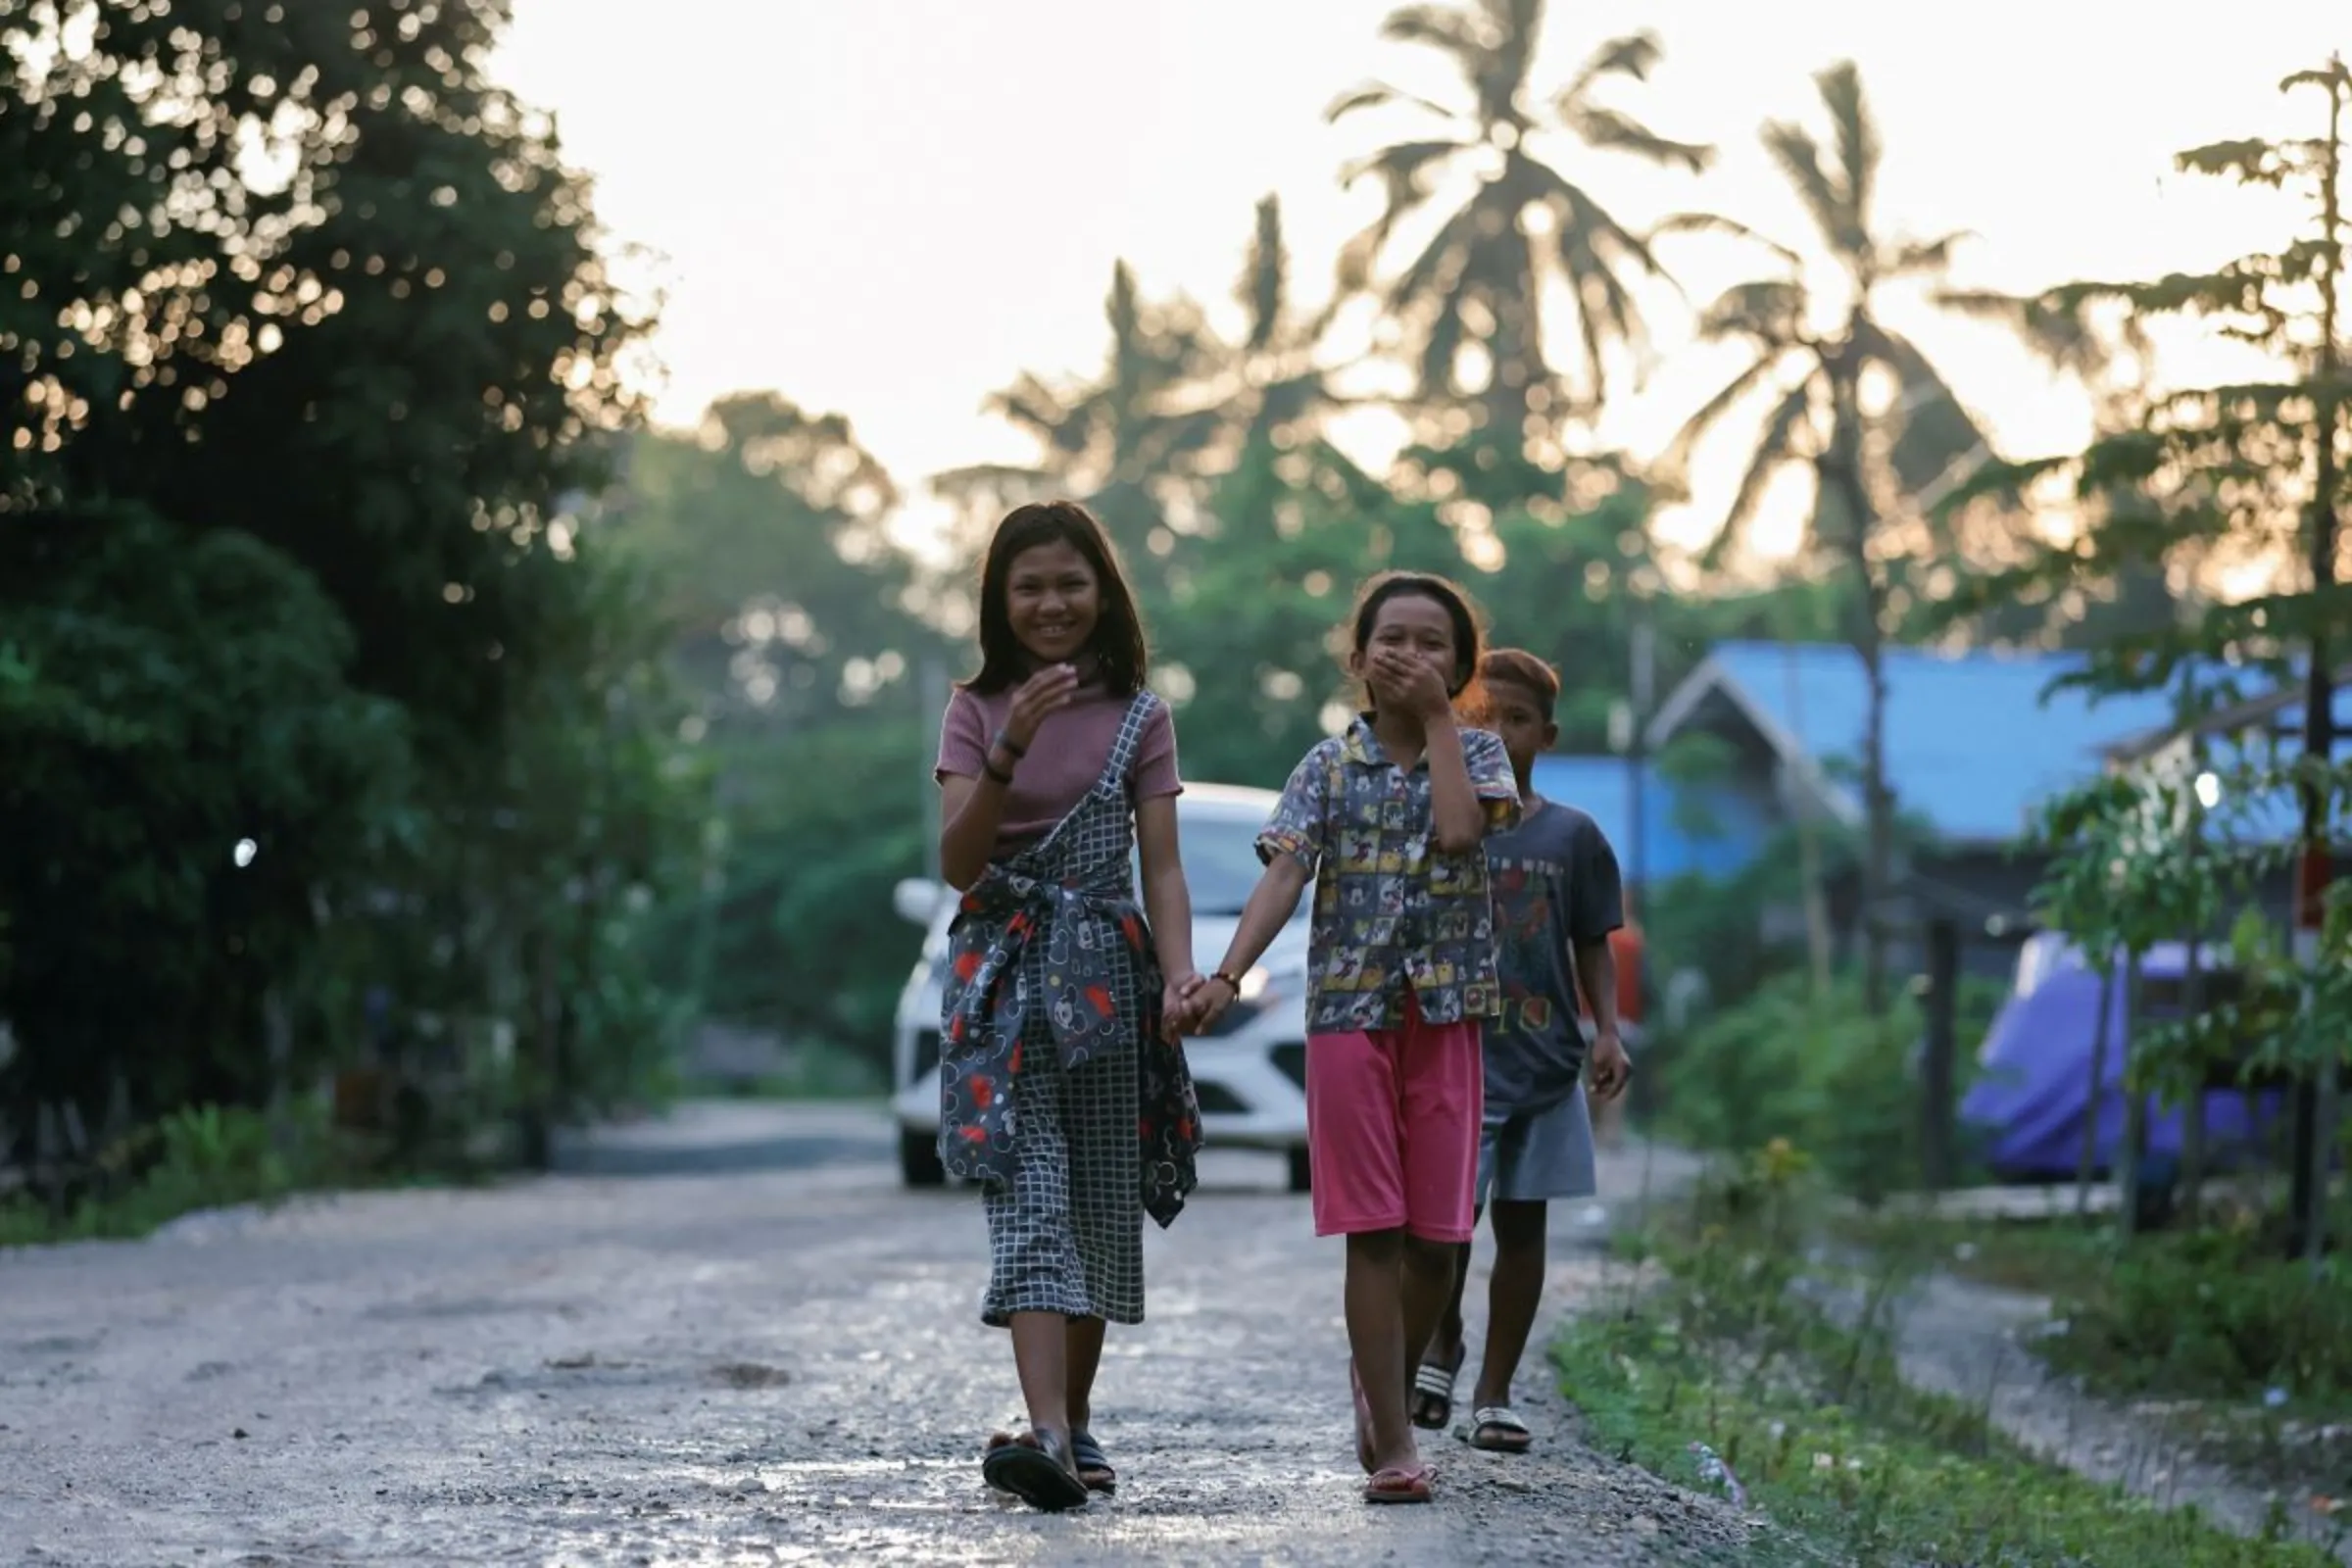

{"left": 1475, "top": 1084, "right": 1597, "bottom": 1206}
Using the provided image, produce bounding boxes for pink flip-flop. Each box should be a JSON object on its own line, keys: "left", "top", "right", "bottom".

{"left": 1364, "top": 1463, "right": 1436, "bottom": 1504}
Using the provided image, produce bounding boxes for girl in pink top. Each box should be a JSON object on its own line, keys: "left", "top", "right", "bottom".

{"left": 932, "top": 501, "right": 1207, "bottom": 1512}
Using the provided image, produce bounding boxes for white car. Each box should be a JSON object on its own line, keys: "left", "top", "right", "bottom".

{"left": 888, "top": 783, "right": 1314, "bottom": 1191}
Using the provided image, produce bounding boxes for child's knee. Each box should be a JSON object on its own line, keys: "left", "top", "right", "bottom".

{"left": 1401, "top": 1234, "right": 1459, "bottom": 1278}
{"left": 1490, "top": 1200, "right": 1547, "bottom": 1252}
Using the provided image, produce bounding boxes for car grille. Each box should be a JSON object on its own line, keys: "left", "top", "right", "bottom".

{"left": 1270, "top": 1042, "right": 1307, "bottom": 1092}
{"left": 1201, "top": 1000, "right": 1259, "bottom": 1038}
{"left": 1193, "top": 1082, "right": 1249, "bottom": 1115}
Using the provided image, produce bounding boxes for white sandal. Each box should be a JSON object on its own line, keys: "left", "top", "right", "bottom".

{"left": 1467, "top": 1404, "right": 1533, "bottom": 1452}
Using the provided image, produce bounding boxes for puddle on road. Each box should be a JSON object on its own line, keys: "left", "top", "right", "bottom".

{"left": 748, "top": 1456, "right": 968, "bottom": 1477}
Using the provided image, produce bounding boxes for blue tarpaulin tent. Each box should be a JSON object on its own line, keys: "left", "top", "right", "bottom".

{"left": 1960, "top": 933, "right": 2283, "bottom": 1180}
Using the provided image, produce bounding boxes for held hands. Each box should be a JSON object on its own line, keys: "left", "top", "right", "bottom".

{"left": 1186, "top": 972, "right": 1238, "bottom": 1036}
{"left": 1588, "top": 1029, "right": 1632, "bottom": 1102}
{"left": 1367, "top": 647, "right": 1452, "bottom": 721}
{"left": 1159, "top": 973, "right": 1210, "bottom": 1041}
{"left": 1157, "top": 970, "right": 1234, "bottom": 1039}
{"left": 1004, "top": 663, "right": 1081, "bottom": 750}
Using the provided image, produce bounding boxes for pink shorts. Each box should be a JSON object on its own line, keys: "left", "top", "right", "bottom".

{"left": 1303, "top": 993, "right": 1484, "bottom": 1242}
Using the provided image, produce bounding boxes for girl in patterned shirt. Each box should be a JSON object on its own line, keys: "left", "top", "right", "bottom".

{"left": 1193, "top": 571, "right": 1521, "bottom": 1504}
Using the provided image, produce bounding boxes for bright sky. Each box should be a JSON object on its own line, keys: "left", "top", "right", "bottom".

{"left": 494, "top": 1, "right": 2337, "bottom": 558}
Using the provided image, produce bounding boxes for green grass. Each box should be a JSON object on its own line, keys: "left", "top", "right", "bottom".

{"left": 1560, "top": 1152, "right": 2348, "bottom": 1567}
{"left": 1845, "top": 1206, "right": 2352, "bottom": 1408}
{"left": 0, "top": 1101, "right": 462, "bottom": 1250}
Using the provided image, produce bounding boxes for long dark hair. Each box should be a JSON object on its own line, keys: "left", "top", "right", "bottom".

{"left": 963, "top": 501, "right": 1149, "bottom": 698}
{"left": 1343, "top": 570, "right": 1487, "bottom": 709}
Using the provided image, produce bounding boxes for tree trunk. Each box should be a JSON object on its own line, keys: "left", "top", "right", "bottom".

{"left": 1785, "top": 642, "right": 1835, "bottom": 997}
{"left": 2076, "top": 955, "right": 2116, "bottom": 1219}
{"left": 1482, "top": 238, "right": 1541, "bottom": 455}
{"left": 2117, "top": 950, "right": 2149, "bottom": 1239}
{"left": 2180, "top": 920, "right": 2208, "bottom": 1216}
{"left": 1920, "top": 917, "right": 1961, "bottom": 1190}
{"left": 1824, "top": 342, "right": 1893, "bottom": 1015}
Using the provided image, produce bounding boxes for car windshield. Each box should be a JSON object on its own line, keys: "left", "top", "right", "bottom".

{"left": 1131, "top": 807, "right": 1264, "bottom": 917}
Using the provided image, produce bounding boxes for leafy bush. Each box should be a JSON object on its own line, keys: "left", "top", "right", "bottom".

{"left": 1560, "top": 1152, "right": 2348, "bottom": 1568}
{"left": 1659, "top": 971, "right": 2002, "bottom": 1202}
{"left": 2036, "top": 1223, "right": 2352, "bottom": 1401}
{"left": 0, "top": 1102, "right": 361, "bottom": 1248}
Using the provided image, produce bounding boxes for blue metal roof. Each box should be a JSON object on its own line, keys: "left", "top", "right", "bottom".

{"left": 1693, "top": 642, "right": 2180, "bottom": 844}
{"left": 1529, "top": 753, "right": 1772, "bottom": 885}
{"left": 1676, "top": 642, "right": 2350, "bottom": 846}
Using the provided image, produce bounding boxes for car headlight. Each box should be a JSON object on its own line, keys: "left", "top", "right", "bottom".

{"left": 1243, "top": 966, "right": 1306, "bottom": 1005}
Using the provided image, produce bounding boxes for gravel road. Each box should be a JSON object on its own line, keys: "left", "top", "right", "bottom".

{"left": 1, "top": 1104, "right": 1753, "bottom": 1567}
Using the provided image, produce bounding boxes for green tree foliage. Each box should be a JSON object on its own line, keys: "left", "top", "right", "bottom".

{"left": 1949, "top": 59, "right": 2351, "bottom": 709}
{"left": 0, "top": 506, "right": 407, "bottom": 1120}
{"left": 0, "top": 0, "right": 687, "bottom": 1170}
{"left": 15, "top": 0, "right": 2342, "bottom": 1196}
{"left": 1953, "top": 69, "right": 2351, "bottom": 1230}
{"left": 609, "top": 401, "right": 949, "bottom": 1060}
{"left": 615, "top": 394, "right": 927, "bottom": 732}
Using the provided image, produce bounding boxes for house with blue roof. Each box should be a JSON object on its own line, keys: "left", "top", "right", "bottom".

{"left": 1615, "top": 640, "right": 2344, "bottom": 969}
{"left": 1646, "top": 641, "right": 2186, "bottom": 848}
{"left": 1524, "top": 753, "right": 1773, "bottom": 894}
{"left": 1619, "top": 642, "right": 2184, "bottom": 979}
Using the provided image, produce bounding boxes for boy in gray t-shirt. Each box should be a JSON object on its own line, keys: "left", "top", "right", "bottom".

{"left": 1409, "top": 650, "right": 1631, "bottom": 1453}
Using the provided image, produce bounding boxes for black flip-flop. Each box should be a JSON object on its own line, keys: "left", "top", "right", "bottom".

{"left": 1411, "top": 1345, "right": 1464, "bottom": 1431}
{"left": 1069, "top": 1428, "right": 1116, "bottom": 1494}
{"left": 982, "top": 1430, "right": 1090, "bottom": 1512}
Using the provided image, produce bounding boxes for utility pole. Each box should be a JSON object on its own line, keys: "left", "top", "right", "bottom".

{"left": 1628, "top": 612, "right": 1655, "bottom": 910}
{"left": 2288, "top": 57, "right": 2345, "bottom": 1269}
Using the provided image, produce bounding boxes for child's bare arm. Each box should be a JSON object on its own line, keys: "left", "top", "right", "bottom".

{"left": 1572, "top": 937, "right": 1619, "bottom": 1038}
{"left": 1420, "top": 714, "right": 1487, "bottom": 854}
{"left": 1574, "top": 937, "right": 1631, "bottom": 1100}
{"left": 1210, "top": 857, "right": 1310, "bottom": 988}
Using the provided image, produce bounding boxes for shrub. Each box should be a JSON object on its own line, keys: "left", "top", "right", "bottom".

{"left": 1660, "top": 971, "right": 2001, "bottom": 1202}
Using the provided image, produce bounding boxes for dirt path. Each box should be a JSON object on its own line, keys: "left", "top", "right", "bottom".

{"left": 1817, "top": 1263, "right": 2351, "bottom": 1563}
{"left": 2, "top": 1114, "right": 1750, "bottom": 1566}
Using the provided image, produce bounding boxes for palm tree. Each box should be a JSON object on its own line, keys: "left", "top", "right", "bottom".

{"left": 940, "top": 201, "right": 1380, "bottom": 569}
{"left": 1653, "top": 59, "right": 1994, "bottom": 1016}
{"left": 1215, "top": 194, "right": 1386, "bottom": 513}
{"left": 1230, "top": 195, "right": 1354, "bottom": 454}
{"left": 931, "top": 261, "right": 1226, "bottom": 565}
{"left": 1329, "top": 0, "right": 1711, "bottom": 448}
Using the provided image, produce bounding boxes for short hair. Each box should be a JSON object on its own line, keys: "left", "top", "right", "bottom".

{"left": 1344, "top": 570, "right": 1487, "bottom": 698}
{"left": 1479, "top": 649, "right": 1559, "bottom": 718}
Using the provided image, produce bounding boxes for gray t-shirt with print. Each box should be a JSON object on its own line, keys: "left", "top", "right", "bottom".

{"left": 1482, "top": 799, "right": 1624, "bottom": 1115}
